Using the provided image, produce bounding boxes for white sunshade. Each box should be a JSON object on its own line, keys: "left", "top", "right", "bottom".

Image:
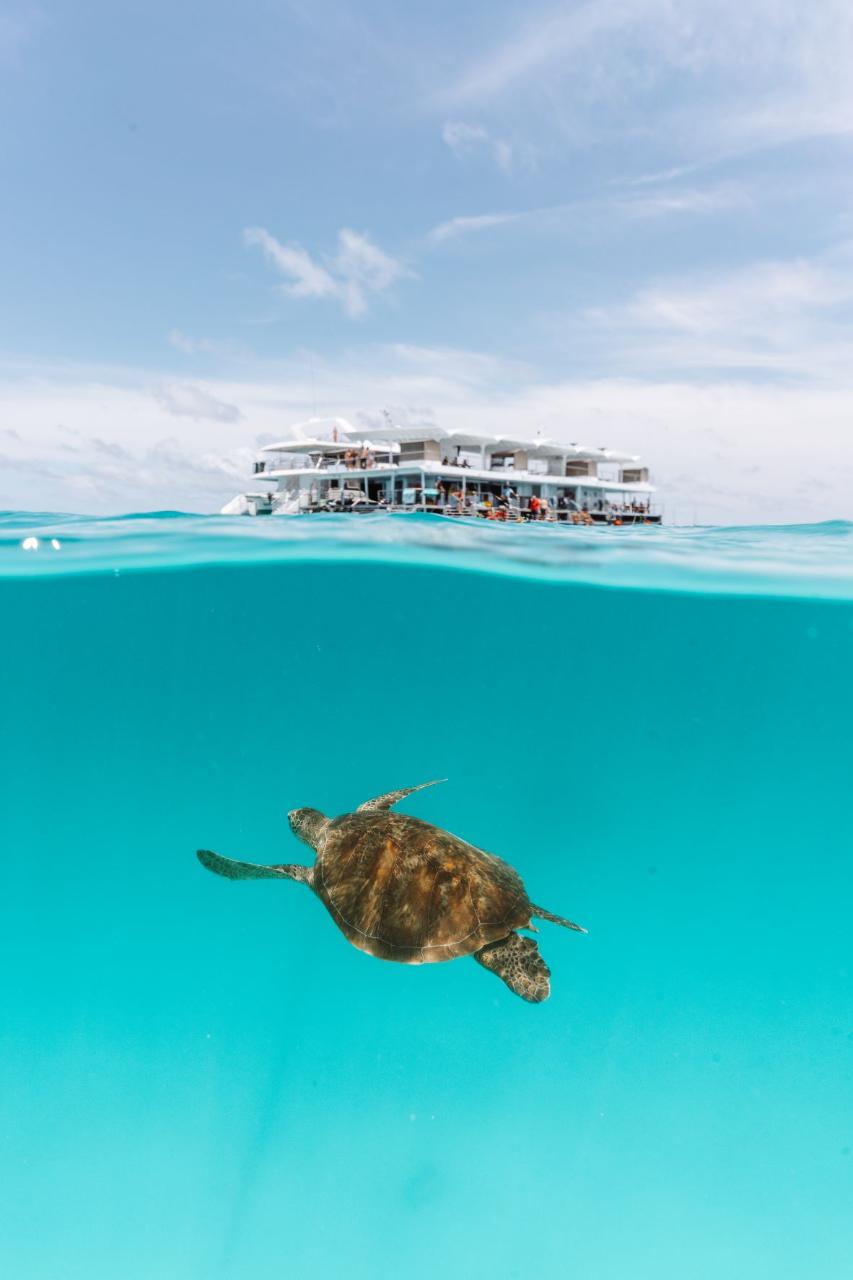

{"left": 341, "top": 424, "right": 638, "bottom": 463}
{"left": 345, "top": 424, "right": 451, "bottom": 444}
{"left": 262, "top": 418, "right": 641, "bottom": 466}
{"left": 262, "top": 438, "right": 401, "bottom": 454}
{"left": 262, "top": 438, "right": 351, "bottom": 454}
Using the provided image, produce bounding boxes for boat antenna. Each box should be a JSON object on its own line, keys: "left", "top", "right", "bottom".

{"left": 310, "top": 353, "right": 317, "bottom": 419}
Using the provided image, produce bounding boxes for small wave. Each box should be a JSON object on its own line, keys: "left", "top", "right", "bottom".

{"left": 1, "top": 511, "right": 852, "bottom": 600}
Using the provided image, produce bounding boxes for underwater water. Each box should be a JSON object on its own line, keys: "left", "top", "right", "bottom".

{"left": 1, "top": 512, "right": 852, "bottom": 1280}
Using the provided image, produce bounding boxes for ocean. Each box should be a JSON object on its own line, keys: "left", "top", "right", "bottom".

{"left": 1, "top": 512, "right": 852, "bottom": 1280}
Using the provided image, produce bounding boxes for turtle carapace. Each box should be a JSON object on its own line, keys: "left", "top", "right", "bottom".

{"left": 197, "top": 780, "right": 586, "bottom": 1003}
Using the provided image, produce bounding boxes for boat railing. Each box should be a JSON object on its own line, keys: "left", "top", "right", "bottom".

{"left": 255, "top": 456, "right": 403, "bottom": 475}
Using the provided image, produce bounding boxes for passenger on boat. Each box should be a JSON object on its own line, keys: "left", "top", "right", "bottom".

{"left": 527, "top": 495, "right": 540, "bottom": 520}
{"left": 344, "top": 449, "right": 355, "bottom": 469}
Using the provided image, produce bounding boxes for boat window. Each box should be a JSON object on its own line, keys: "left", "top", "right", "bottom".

{"left": 398, "top": 440, "right": 441, "bottom": 462}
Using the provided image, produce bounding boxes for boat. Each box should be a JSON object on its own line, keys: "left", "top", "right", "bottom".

{"left": 221, "top": 417, "right": 661, "bottom": 524}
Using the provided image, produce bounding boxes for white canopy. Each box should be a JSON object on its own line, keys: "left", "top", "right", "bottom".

{"left": 262, "top": 438, "right": 400, "bottom": 455}
{"left": 342, "top": 423, "right": 636, "bottom": 464}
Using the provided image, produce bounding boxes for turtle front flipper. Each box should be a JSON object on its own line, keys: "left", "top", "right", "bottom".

{"left": 474, "top": 932, "right": 551, "bottom": 1003}
{"left": 197, "top": 849, "right": 312, "bottom": 884}
{"left": 356, "top": 779, "right": 447, "bottom": 813}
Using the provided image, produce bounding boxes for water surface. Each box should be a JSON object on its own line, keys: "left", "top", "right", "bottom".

{"left": 1, "top": 513, "right": 851, "bottom": 1279}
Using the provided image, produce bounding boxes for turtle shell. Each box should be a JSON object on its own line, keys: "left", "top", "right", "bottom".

{"left": 313, "top": 811, "right": 533, "bottom": 963}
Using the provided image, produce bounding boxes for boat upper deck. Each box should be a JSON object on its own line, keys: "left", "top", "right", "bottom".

{"left": 252, "top": 423, "right": 653, "bottom": 494}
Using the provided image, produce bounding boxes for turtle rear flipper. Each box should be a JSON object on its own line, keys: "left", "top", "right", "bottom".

{"left": 197, "top": 849, "right": 312, "bottom": 884}
{"left": 474, "top": 932, "right": 551, "bottom": 1003}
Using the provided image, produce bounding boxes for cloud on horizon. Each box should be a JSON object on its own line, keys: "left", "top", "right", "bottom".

{"left": 1, "top": 349, "right": 852, "bottom": 524}
{"left": 154, "top": 382, "right": 243, "bottom": 423}
{"left": 580, "top": 247, "right": 853, "bottom": 380}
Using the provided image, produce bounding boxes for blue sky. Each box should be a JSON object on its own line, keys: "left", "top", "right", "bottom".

{"left": 2, "top": 0, "right": 853, "bottom": 519}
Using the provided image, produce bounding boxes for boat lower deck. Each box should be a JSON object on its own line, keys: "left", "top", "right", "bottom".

{"left": 252, "top": 499, "right": 661, "bottom": 525}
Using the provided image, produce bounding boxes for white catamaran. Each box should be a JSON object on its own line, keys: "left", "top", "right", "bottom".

{"left": 222, "top": 418, "right": 660, "bottom": 524}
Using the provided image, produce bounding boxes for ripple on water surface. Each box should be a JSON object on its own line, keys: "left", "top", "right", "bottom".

{"left": 1, "top": 511, "right": 852, "bottom": 599}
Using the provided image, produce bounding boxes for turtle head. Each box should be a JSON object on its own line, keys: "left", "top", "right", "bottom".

{"left": 288, "top": 807, "right": 327, "bottom": 850}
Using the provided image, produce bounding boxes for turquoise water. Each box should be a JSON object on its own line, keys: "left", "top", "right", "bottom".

{"left": 2, "top": 513, "right": 852, "bottom": 1279}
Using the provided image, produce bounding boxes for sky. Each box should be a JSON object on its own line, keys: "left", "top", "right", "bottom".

{"left": 1, "top": 0, "right": 853, "bottom": 521}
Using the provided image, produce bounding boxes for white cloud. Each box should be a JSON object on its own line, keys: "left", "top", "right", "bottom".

{"left": 244, "top": 225, "right": 408, "bottom": 317}
{"left": 244, "top": 226, "right": 339, "bottom": 301}
{"left": 334, "top": 228, "right": 407, "bottom": 317}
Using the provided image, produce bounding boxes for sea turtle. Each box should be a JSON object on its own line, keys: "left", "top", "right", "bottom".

{"left": 197, "top": 780, "right": 586, "bottom": 1003}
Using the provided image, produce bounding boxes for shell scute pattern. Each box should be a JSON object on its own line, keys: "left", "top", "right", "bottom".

{"left": 316, "top": 812, "right": 531, "bottom": 962}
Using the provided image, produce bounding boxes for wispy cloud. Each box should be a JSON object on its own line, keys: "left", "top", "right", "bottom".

{"left": 441, "top": 121, "right": 488, "bottom": 152}
{"left": 436, "top": 1, "right": 853, "bottom": 159}
{"left": 617, "top": 184, "right": 751, "bottom": 218}
{"left": 438, "top": 0, "right": 630, "bottom": 108}
{"left": 427, "top": 212, "right": 520, "bottom": 244}
{"left": 386, "top": 343, "right": 529, "bottom": 385}
{"left": 441, "top": 119, "right": 531, "bottom": 174}
{"left": 154, "top": 383, "right": 243, "bottom": 423}
{"left": 244, "top": 225, "right": 409, "bottom": 318}
{"left": 583, "top": 248, "right": 853, "bottom": 379}
{"left": 427, "top": 180, "right": 746, "bottom": 246}
{"left": 0, "top": 7, "right": 43, "bottom": 67}
{"left": 167, "top": 330, "right": 255, "bottom": 363}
